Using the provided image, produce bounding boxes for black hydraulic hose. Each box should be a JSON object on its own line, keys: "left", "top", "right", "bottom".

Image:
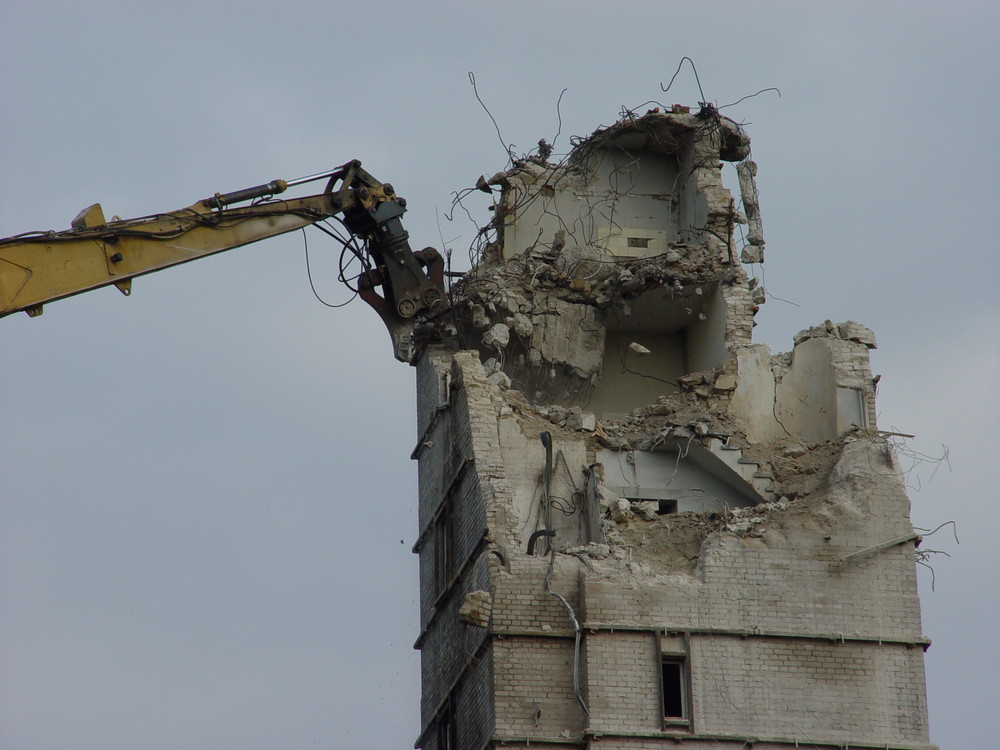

{"left": 527, "top": 529, "right": 556, "bottom": 556}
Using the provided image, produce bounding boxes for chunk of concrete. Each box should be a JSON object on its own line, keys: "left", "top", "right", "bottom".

{"left": 486, "top": 370, "right": 512, "bottom": 388}
{"left": 564, "top": 543, "right": 612, "bottom": 559}
{"left": 838, "top": 321, "right": 877, "bottom": 349}
{"left": 741, "top": 244, "right": 764, "bottom": 264}
{"left": 610, "top": 496, "right": 633, "bottom": 524}
{"left": 714, "top": 373, "right": 738, "bottom": 392}
{"left": 471, "top": 304, "right": 490, "bottom": 330}
{"left": 633, "top": 501, "right": 660, "bottom": 521}
{"left": 553, "top": 244, "right": 618, "bottom": 283}
{"left": 737, "top": 159, "right": 764, "bottom": 246}
{"left": 483, "top": 323, "right": 510, "bottom": 349}
{"left": 565, "top": 407, "right": 597, "bottom": 432}
{"left": 458, "top": 589, "right": 493, "bottom": 627}
{"left": 510, "top": 313, "right": 533, "bottom": 339}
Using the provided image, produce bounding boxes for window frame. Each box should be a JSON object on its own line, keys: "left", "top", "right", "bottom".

{"left": 657, "top": 634, "right": 692, "bottom": 730}
{"left": 432, "top": 495, "right": 454, "bottom": 596}
{"left": 435, "top": 693, "right": 457, "bottom": 750}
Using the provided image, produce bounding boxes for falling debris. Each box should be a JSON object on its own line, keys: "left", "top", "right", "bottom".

{"left": 408, "top": 107, "right": 932, "bottom": 749}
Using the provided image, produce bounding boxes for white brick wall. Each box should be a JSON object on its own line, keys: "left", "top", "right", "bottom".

{"left": 413, "top": 347, "right": 932, "bottom": 750}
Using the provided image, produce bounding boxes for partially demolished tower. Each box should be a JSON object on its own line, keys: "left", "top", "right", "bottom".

{"left": 410, "top": 107, "right": 932, "bottom": 749}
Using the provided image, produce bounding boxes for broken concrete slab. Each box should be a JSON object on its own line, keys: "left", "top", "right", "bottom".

{"left": 458, "top": 589, "right": 493, "bottom": 628}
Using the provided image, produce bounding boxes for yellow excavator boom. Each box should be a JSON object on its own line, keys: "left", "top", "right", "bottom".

{"left": 0, "top": 161, "right": 444, "bottom": 361}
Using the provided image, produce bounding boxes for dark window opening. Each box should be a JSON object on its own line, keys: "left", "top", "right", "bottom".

{"left": 657, "top": 499, "right": 678, "bottom": 515}
{"left": 625, "top": 497, "right": 678, "bottom": 515}
{"left": 436, "top": 695, "right": 457, "bottom": 750}
{"left": 433, "top": 499, "right": 454, "bottom": 594}
{"left": 627, "top": 236, "right": 651, "bottom": 248}
{"left": 661, "top": 658, "right": 687, "bottom": 720}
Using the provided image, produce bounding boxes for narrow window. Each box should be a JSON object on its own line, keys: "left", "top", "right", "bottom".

{"left": 433, "top": 498, "right": 454, "bottom": 594}
{"left": 436, "top": 370, "right": 451, "bottom": 410}
{"left": 661, "top": 657, "right": 688, "bottom": 722}
{"left": 436, "top": 695, "right": 457, "bottom": 750}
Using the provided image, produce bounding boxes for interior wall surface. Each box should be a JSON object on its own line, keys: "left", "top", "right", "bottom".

{"left": 599, "top": 448, "right": 758, "bottom": 513}
{"left": 500, "top": 149, "right": 684, "bottom": 262}
{"left": 683, "top": 286, "right": 728, "bottom": 372}
{"left": 589, "top": 329, "right": 684, "bottom": 418}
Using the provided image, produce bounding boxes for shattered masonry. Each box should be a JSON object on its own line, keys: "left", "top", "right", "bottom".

{"left": 409, "top": 107, "right": 933, "bottom": 749}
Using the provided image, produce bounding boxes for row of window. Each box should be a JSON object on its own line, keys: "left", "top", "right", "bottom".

{"left": 427, "top": 653, "right": 689, "bottom": 747}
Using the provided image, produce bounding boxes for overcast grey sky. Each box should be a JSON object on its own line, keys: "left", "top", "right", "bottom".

{"left": 1, "top": 2, "right": 996, "bottom": 748}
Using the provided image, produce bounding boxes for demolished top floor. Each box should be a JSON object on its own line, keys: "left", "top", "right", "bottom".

{"left": 488, "top": 104, "right": 756, "bottom": 269}
{"left": 424, "top": 106, "right": 875, "bottom": 443}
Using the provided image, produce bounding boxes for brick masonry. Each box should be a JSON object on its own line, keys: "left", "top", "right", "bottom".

{"left": 410, "top": 110, "right": 932, "bottom": 750}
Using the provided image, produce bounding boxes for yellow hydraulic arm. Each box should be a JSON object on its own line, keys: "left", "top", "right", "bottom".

{"left": 0, "top": 161, "right": 444, "bottom": 360}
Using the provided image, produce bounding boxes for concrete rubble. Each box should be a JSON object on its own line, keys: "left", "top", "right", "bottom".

{"left": 409, "top": 106, "right": 933, "bottom": 750}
